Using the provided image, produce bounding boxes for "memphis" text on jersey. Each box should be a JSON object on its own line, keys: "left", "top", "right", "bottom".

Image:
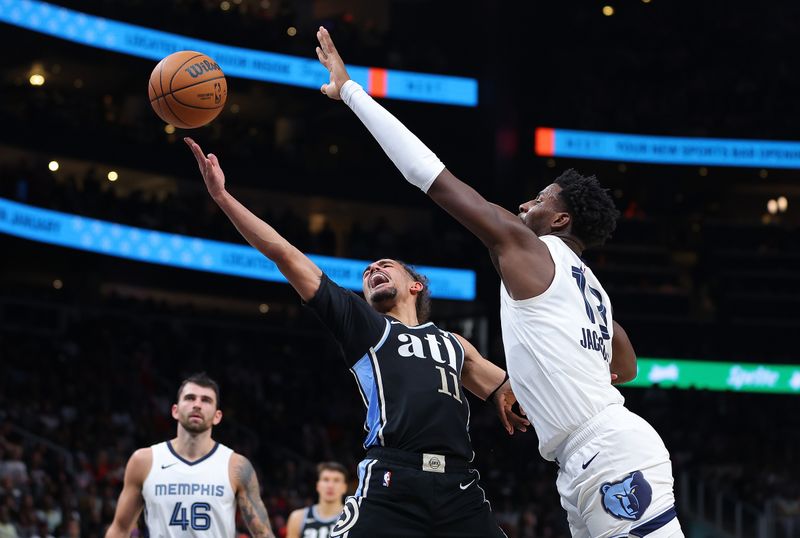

{"left": 154, "top": 483, "right": 226, "bottom": 497}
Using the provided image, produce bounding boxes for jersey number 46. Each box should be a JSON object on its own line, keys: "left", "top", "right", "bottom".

{"left": 169, "top": 502, "right": 211, "bottom": 531}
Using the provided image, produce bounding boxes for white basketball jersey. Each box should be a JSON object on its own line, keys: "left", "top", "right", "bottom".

{"left": 142, "top": 441, "right": 236, "bottom": 538}
{"left": 500, "top": 235, "right": 625, "bottom": 461}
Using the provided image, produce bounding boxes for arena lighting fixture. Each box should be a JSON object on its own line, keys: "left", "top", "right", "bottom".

{"left": 48, "top": 160, "right": 59, "bottom": 171}
{"left": 777, "top": 196, "right": 788, "bottom": 212}
{"left": 287, "top": 26, "right": 297, "bottom": 37}
{"left": 767, "top": 199, "right": 778, "bottom": 214}
{"left": 164, "top": 124, "right": 176, "bottom": 134}
{"left": 0, "top": 197, "right": 476, "bottom": 300}
{"left": 107, "top": 171, "right": 119, "bottom": 181}
{"left": 258, "top": 303, "right": 270, "bottom": 314}
{"left": 29, "top": 73, "right": 44, "bottom": 86}
{"left": 602, "top": 5, "right": 615, "bottom": 16}
{"left": 0, "top": 0, "right": 477, "bottom": 106}
{"left": 52, "top": 279, "right": 63, "bottom": 289}
{"left": 220, "top": 1, "right": 231, "bottom": 11}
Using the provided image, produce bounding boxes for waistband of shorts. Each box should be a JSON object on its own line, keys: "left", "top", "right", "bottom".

{"left": 558, "top": 403, "right": 626, "bottom": 464}
{"left": 365, "top": 447, "right": 471, "bottom": 473}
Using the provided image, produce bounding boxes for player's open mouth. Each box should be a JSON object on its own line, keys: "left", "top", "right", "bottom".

{"left": 369, "top": 272, "right": 390, "bottom": 289}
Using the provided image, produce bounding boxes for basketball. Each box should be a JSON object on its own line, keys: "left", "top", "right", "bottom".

{"left": 148, "top": 51, "right": 227, "bottom": 129}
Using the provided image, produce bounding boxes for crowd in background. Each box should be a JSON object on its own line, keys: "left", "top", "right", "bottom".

{"left": 1, "top": 291, "right": 799, "bottom": 538}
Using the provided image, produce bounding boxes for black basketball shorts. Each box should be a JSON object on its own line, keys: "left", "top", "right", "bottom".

{"left": 330, "top": 447, "right": 507, "bottom": 538}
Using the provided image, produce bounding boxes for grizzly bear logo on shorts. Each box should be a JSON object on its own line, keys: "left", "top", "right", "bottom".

{"left": 599, "top": 470, "right": 652, "bottom": 521}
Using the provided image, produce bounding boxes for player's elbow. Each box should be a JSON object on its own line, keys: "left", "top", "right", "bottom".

{"left": 612, "top": 357, "right": 638, "bottom": 384}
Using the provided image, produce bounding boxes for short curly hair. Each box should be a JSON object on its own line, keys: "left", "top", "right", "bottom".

{"left": 553, "top": 169, "right": 620, "bottom": 248}
{"left": 396, "top": 260, "right": 432, "bottom": 323}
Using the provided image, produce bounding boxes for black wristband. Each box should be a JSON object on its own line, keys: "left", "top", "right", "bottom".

{"left": 487, "top": 372, "right": 510, "bottom": 401}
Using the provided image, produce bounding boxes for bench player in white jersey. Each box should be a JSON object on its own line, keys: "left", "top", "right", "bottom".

{"left": 105, "top": 373, "right": 274, "bottom": 538}
{"left": 286, "top": 462, "right": 348, "bottom": 538}
{"left": 315, "top": 27, "right": 684, "bottom": 538}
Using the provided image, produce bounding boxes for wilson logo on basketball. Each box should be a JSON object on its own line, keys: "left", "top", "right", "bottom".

{"left": 184, "top": 60, "right": 222, "bottom": 78}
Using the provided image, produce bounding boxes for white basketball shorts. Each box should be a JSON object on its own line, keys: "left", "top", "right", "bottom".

{"left": 554, "top": 404, "right": 684, "bottom": 538}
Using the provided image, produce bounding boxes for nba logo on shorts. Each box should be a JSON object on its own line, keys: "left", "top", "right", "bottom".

{"left": 382, "top": 471, "right": 392, "bottom": 487}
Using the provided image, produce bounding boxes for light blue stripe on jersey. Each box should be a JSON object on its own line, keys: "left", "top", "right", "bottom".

{"left": 354, "top": 459, "right": 368, "bottom": 497}
{"left": 351, "top": 320, "right": 391, "bottom": 448}
{"left": 352, "top": 354, "right": 382, "bottom": 447}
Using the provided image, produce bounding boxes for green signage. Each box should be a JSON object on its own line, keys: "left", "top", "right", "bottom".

{"left": 624, "top": 358, "right": 800, "bottom": 394}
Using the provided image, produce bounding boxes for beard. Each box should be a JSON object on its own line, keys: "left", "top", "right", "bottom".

{"left": 179, "top": 416, "right": 212, "bottom": 434}
{"left": 369, "top": 286, "right": 398, "bottom": 312}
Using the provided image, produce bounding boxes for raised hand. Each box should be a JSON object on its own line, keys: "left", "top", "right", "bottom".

{"left": 315, "top": 26, "right": 351, "bottom": 100}
{"left": 184, "top": 137, "right": 225, "bottom": 199}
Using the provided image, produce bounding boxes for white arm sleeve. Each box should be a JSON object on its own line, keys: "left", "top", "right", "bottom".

{"left": 341, "top": 80, "right": 445, "bottom": 193}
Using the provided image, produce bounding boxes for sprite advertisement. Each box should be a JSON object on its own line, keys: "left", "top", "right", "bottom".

{"left": 626, "top": 359, "right": 800, "bottom": 394}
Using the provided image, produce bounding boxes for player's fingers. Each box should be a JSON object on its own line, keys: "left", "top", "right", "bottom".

{"left": 319, "top": 26, "right": 336, "bottom": 55}
{"left": 320, "top": 83, "right": 329, "bottom": 96}
{"left": 208, "top": 153, "right": 220, "bottom": 168}
{"left": 316, "top": 46, "right": 328, "bottom": 65}
{"left": 184, "top": 138, "right": 208, "bottom": 174}
{"left": 498, "top": 406, "right": 513, "bottom": 435}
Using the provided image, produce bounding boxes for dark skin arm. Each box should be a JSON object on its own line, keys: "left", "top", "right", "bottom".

{"left": 610, "top": 321, "right": 637, "bottom": 384}
{"left": 231, "top": 454, "right": 274, "bottom": 538}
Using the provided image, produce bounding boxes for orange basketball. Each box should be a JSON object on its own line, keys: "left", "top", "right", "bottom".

{"left": 148, "top": 51, "right": 227, "bottom": 129}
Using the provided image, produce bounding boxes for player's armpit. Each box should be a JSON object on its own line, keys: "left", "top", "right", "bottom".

{"left": 104, "top": 448, "right": 150, "bottom": 538}
{"left": 232, "top": 455, "right": 274, "bottom": 538}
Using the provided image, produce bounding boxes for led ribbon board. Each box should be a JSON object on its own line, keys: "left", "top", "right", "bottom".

{"left": 0, "top": 0, "right": 477, "bottom": 107}
{"left": 0, "top": 197, "right": 476, "bottom": 300}
{"left": 627, "top": 358, "right": 800, "bottom": 394}
{"left": 535, "top": 127, "right": 800, "bottom": 169}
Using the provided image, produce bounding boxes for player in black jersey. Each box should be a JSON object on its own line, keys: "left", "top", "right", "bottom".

{"left": 286, "top": 462, "right": 348, "bottom": 538}
{"left": 185, "top": 137, "right": 529, "bottom": 538}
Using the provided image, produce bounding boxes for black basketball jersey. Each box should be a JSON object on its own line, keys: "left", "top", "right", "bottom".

{"left": 307, "top": 273, "right": 473, "bottom": 460}
{"left": 298, "top": 505, "right": 339, "bottom": 538}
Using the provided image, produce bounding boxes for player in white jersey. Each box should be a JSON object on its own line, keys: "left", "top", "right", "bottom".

{"left": 105, "top": 373, "right": 274, "bottom": 538}
{"left": 315, "top": 27, "right": 684, "bottom": 538}
{"left": 285, "top": 462, "right": 348, "bottom": 538}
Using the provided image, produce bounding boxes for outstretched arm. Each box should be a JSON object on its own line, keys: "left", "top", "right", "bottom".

{"left": 105, "top": 449, "right": 150, "bottom": 538}
{"left": 455, "top": 334, "right": 529, "bottom": 435}
{"left": 185, "top": 138, "right": 322, "bottom": 301}
{"left": 231, "top": 454, "right": 274, "bottom": 538}
{"left": 315, "top": 28, "right": 553, "bottom": 298}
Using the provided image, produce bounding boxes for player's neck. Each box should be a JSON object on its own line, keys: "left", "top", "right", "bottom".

{"left": 554, "top": 232, "right": 584, "bottom": 256}
{"left": 386, "top": 303, "right": 420, "bottom": 326}
{"left": 172, "top": 429, "right": 216, "bottom": 461}
{"left": 315, "top": 501, "right": 343, "bottom": 518}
